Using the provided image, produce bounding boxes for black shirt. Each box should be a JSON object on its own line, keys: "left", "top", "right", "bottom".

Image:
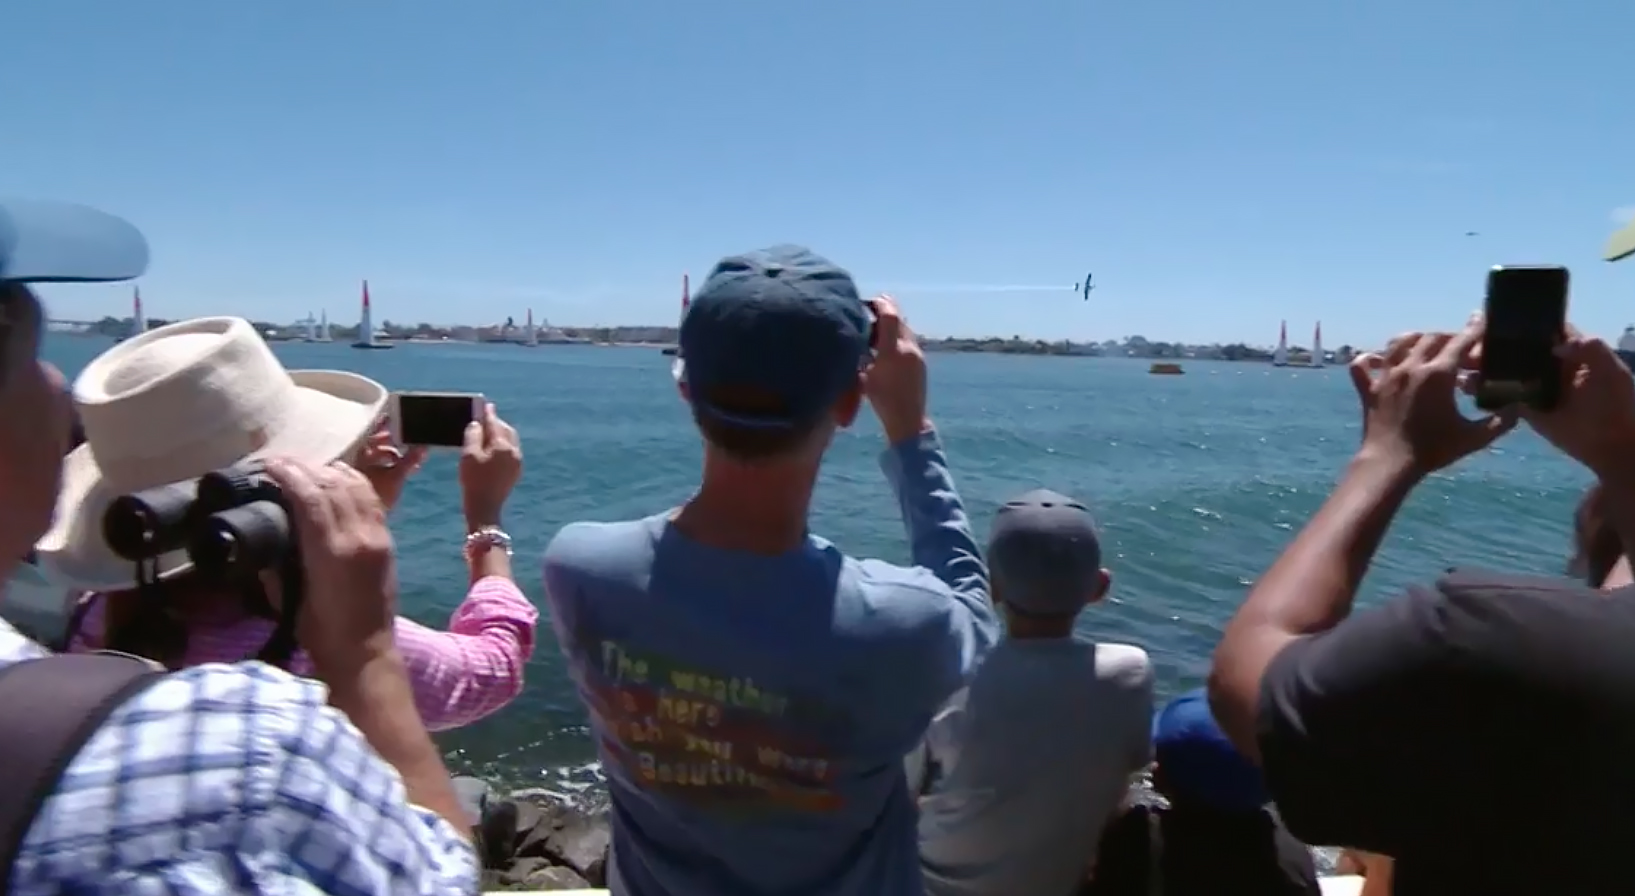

{"left": 1084, "top": 802, "right": 1320, "bottom": 896}
{"left": 1257, "top": 570, "right": 1635, "bottom": 895}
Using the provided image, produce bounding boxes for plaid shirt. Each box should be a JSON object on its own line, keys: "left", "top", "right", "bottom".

{"left": 0, "top": 620, "right": 479, "bottom": 896}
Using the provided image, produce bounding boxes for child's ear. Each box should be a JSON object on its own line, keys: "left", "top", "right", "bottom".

{"left": 1087, "top": 568, "right": 1112, "bottom": 603}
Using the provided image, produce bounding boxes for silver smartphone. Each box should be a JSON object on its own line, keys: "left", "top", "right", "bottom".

{"left": 388, "top": 392, "right": 484, "bottom": 447}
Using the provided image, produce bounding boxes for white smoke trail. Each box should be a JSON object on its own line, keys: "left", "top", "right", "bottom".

{"left": 874, "top": 284, "right": 1075, "bottom": 294}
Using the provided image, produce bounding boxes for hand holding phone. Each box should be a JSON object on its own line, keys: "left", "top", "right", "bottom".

{"left": 862, "top": 295, "right": 931, "bottom": 444}
{"left": 389, "top": 392, "right": 484, "bottom": 447}
{"left": 1515, "top": 332, "right": 1635, "bottom": 478}
{"left": 1476, "top": 265, "right": 1569, "bottom": 412}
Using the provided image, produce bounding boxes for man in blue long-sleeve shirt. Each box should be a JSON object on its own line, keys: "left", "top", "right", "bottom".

{"left": 543, "top": 245, "right": 997, "bottom": 896}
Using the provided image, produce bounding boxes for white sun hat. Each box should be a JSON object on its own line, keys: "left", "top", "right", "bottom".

{"left": 34, "top": 316, "right": 387, "bottom": 591}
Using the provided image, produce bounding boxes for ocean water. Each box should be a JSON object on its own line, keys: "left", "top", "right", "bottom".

{"left": 42, "top": 337, "right": 1593, "bottom": 792}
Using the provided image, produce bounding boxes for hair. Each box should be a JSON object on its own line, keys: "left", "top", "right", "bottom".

{"left": 690, "top": 384, "right": 825, "bottom": 463}
{"left": 991, "top": 583, "right": 1088, "bottom": 642}
{"left": 81, "top": 572, "right": 284, "bottom": 670}
{"left": 89, "top": 577, "right": 197, "bottom": 666}
{"left": 1571, "top": 484, "right": 1623, "bottom": 588}
{"left": 995, "top": 590, "right": 1085, "bottom": 623}
{"left": 694, "top": 411, "right": 823, "bottom": 462}
{"left": 0, "top": 282, "right": 33, "bottom": 386}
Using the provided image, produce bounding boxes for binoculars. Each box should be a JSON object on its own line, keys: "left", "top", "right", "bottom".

{"left": 103, "top": 462, "right": 292, "bottom": 579}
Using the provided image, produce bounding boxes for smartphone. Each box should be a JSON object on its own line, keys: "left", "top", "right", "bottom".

{"left": 1476, "top": 265, "right": 1568, "bottom": 412}
{"left": 389, "top": 392, "right": 484, "bottom": 447}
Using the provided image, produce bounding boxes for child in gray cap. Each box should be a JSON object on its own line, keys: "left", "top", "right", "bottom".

{"left": 909, "top": 489, "right": 1155, "bottom": 896}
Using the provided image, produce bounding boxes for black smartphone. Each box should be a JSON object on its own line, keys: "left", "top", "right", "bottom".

{"left": 390, "top": 392, "right": 484, "bottom": 447}
{"left": 1476, "top": 265, "right": 1568, "bottom": 412}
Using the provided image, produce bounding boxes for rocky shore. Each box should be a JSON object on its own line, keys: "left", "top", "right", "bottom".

{"left": 456, "top": 778, "right": 611, "bottom": 891}
{"left": 453, "top": 774, "right": 1345, "bottom": 889}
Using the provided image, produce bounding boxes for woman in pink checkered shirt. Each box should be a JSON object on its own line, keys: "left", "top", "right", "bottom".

{"left": 66, "top": 405, "right": 538, "bottom": 732}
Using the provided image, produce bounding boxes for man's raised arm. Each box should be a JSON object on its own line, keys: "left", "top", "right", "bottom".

{"left": 864, "top": 296, "right": 997, "bottom": 692}
{"left": 878, "top": 426, "right": 991, "bottom": 624}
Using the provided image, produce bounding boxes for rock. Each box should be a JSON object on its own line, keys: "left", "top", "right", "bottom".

{"left": 543, "top": 813, "right": 609, "bottom": 886}
{"left": 473, "top": 781, "right": 612, "bottom": 889}
{"left": 496, "top": 856, "right": 591, "bottom": 891}
{"left": 497, "top": 856, "right": 551, "bottom": 887}
{"left": 510, "top": 801, "right": 556, "bottom": 860}
{"left": 523, "top": 866, "right": 592, "bottom": 890}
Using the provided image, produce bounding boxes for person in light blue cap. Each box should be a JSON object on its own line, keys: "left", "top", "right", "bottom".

{"left": 1, "top": 199, "right": 150, "bottom": 572}
{"left": 0, "top": 199, "right": 485, "bottom": 896}
{"left": 0, "top": 199, "right": 150, "bottom": 285}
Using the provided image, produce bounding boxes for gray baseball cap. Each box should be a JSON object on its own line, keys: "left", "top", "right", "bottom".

{"left": 987, "top": 489, "right": 1103, "bottom": 616}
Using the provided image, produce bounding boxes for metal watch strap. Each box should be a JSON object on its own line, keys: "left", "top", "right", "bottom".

{"left": 464, "top": 525, "right": 513, "bottom": 558}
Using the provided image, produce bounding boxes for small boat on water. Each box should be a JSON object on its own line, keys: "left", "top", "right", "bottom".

{"left": 1149, "top": 362, "right": 1184, "bottom": 375}
{"left": 660, "top": 347, "right": 678, "bottom": 356}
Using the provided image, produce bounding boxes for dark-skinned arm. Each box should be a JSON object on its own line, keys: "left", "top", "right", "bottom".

{"left": 1594, "top": 465, "right": 1635, "bottom": 589}
{"left": 1208, "top": 451, "right": 1420, "bottom": 761}
{"left": 1601, "top": 555, "right": 1633, "bottom": 590}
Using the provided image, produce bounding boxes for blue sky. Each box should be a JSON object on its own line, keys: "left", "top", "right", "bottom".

{"left": 6, "top": 0, "right": 1631, "bottom": 347}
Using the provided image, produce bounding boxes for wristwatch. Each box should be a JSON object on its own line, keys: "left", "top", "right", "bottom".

{"left": 464, "top": 525, "right": 513, "bottom": 561}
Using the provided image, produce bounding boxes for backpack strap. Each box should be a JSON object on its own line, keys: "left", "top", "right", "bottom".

{"left": 0, "top": 653, "right": 165, "bottom": 891}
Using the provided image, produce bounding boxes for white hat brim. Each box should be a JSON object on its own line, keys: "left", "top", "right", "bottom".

{"left": 34, "top": 369, "right": 385, "bottom": 592}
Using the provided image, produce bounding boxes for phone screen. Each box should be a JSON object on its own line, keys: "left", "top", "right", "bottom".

{"left": 398, "top": 394, "right": 476, "bottom": 447}
{"left": 1479, "top": 266, "right": 1567, "bottom": 409}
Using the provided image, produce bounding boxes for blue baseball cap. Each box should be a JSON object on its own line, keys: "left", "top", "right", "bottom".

{"left": 1153, "top": 688, "right": 1268, "bottom": 812}
{"left": 677, "top": 245, "right": 872, "bottom": 429}
{"left": 988, "top": 489, "right": 1103, "bottom": 616}
{"left": 0, "top": 199, "right": 149, "bottom": 284}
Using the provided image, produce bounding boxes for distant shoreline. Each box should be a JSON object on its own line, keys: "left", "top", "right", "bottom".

{"left": 51, "top": 326, "right": 1347, "bottom": 364}
{"left": 51, "top": 332, "right": 673, "bottom": 350}
{"left": 393, "top": 339, "right": 671, "bottom": 349}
